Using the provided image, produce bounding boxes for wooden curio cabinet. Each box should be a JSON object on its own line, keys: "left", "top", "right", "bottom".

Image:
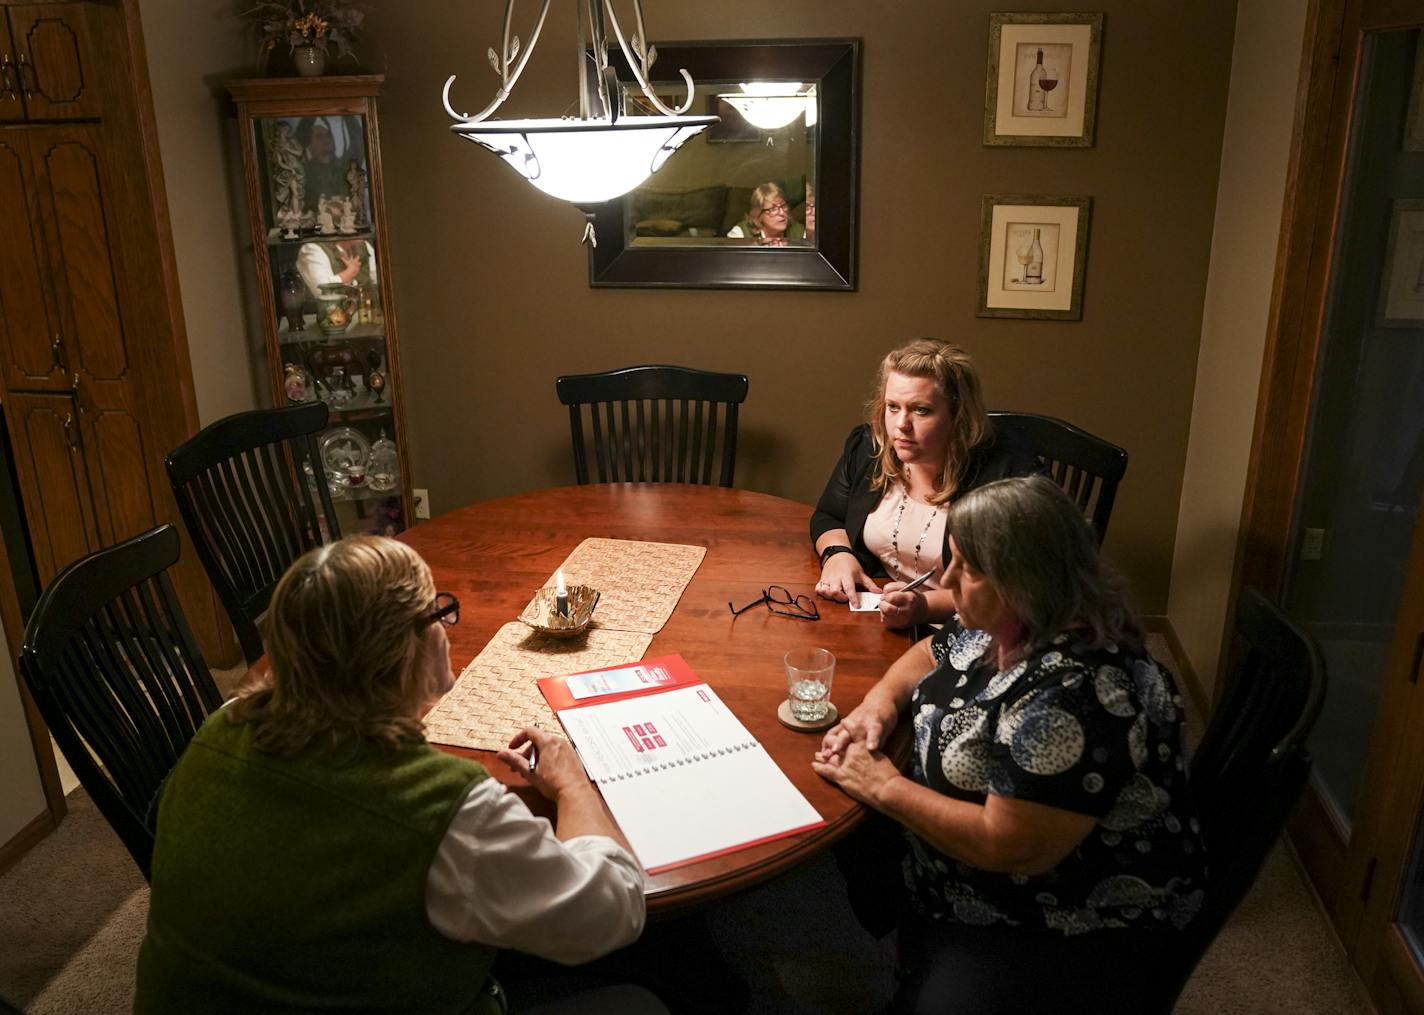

{"left": 227, "top": 75, "right": 412, "bottom": 536}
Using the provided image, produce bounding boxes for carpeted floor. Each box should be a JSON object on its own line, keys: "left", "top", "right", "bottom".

{"left": 0, "top": 648, "right": 1378, "bottom": 1013}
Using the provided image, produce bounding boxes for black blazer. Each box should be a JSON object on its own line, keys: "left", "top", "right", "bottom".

{"left": 809, "top": 424, "right": 1039, "bottom": 578}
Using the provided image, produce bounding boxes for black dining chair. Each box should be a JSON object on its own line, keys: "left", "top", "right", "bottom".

{"left": 556, "top": 365, "right": 750, "bottom": 487}
{"left": 20, "top": 524, "right": 223, "bottom": 880}
{"left": 989, "top": 411, "right": 1128, "bottom": 544}
{"left": 165, "top": 402, "right": 339, "bottom": 665}
{"left": 1152, "top": 586, "right": 1328, "bottom": 1009}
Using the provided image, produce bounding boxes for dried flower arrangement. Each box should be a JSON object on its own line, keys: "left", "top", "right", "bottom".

{"left": 241, "top": 0, "right": 365, "bottom": 60}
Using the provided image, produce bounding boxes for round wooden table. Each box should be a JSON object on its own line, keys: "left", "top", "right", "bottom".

{"left": 402, "top": 483, "right": 913, "bottom": 914}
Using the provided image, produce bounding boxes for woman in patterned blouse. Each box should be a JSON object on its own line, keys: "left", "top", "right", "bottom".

{"left": 814, "top": 475, "right": 1205, "bottom": 1014}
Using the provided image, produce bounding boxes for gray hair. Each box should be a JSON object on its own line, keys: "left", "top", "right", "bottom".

{"left": 948, "top": 475, "right": 1141, "bottom": 656}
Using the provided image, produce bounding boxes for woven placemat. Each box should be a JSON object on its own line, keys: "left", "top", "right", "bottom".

{"left": 425, "top": 622, "right": 654, "bottom": 751}
{"left": 549, "top": 537, "right": 707, "bottom": 635}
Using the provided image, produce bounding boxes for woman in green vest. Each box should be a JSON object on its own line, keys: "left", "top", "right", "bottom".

{"left": 135, "top": 536, "right": 661, "bottom": 1014}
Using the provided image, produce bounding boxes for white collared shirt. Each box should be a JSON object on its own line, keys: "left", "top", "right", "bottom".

{"left": 425, "top": 779, "right": 646, "bottom": 964}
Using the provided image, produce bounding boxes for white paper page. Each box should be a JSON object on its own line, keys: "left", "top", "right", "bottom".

{"left": 850, "top": 592, "right": 881, "bottom": 612}
{"left": 557, "top": 685, "right": 754, "bottom": 782}
{"left": 596, "top": 745, "right": 824, "bottom": 871}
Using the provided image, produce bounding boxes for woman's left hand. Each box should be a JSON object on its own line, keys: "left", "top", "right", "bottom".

{"left": 811, "top": 740, "right": 900, "bottom": 807}
{"left": 877, "top": 581, "right": 925, "bottom": 630}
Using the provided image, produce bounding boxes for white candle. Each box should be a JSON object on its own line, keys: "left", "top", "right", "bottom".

{"left": 555, "top": 568, "right": 569, "bottom": 618}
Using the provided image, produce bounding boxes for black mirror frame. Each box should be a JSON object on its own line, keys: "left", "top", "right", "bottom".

{"left": 587, "top": 39, "right": 861, "bottom": 291}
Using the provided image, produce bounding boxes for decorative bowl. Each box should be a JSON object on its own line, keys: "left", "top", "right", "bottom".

{"left": 518, "top": 584, "right": 601, "bottom": 638}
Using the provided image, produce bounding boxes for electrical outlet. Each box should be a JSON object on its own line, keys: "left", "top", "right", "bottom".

{"left": 1300, "top": 527, "right": 1325, "bottom": 561}
{"left": 413, "top": 488, "right": 430, "bottom": 520}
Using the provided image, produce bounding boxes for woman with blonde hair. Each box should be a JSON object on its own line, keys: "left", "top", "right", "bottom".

{"left": 811, "top": 338, "right": 1036, "bottom": 628}
{"left": 726, "top": 181, "right": 806, "bottom": 245}
{"left": 135, "top": 536, "right": 656, "bottom": 1014}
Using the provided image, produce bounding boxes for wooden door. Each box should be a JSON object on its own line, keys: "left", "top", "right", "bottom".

{"left": 0, "top": 16, "right": 23, "bottom": 123}
{"left": 2, "top": 390, "right": 100, "bottom": 583}
{"left": 1231, "top": 0, "right": 1424, "bottom": 1007}
{"left": 5, "top": 4, "right": 98, "bottom": 121}
{"left": 0, "top": 128, "right": 64, "bottom": 391}
{"left": 29, "top": 123, "right": 129, "bottom": 394}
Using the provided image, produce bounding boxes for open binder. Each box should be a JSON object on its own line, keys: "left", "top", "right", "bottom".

{"left": 538, "top": 655, "right": 825, "bottom": 873}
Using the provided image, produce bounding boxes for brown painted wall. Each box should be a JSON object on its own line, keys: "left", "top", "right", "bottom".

{"left": 339, "top": 2, "right": 1232, "bottom": 613}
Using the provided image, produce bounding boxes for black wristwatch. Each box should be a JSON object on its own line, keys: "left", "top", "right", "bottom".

{"left": 819, "top": 544, "right": 855, "bottom": 566}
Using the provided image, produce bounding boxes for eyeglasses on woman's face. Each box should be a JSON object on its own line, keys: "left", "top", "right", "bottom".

{"left": 425, "top": 592, "right": 460, "bottom": 627}
{"left": 759, "top": 201, "right": 789, "bottom": 216}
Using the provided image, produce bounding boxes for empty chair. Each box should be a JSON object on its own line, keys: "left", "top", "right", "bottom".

{"left": 989, "top": 411, "right": 1127, "bottom": 543}
{"left": 1154, "top": 586, "right": 1327, "bottom": 1009}
{"left": 165, "top": 403, "right": 338, "bottom": 664}
{"left": 557, "top": 365, "right": 750, "bottom": 487}
{"left": 20, "top": 524, "right": 222, "bottom": 879}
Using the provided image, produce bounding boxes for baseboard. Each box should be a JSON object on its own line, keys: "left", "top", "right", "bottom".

{"left": 1141, "top": 614, "right": 1212, "bottom": 723}
{"left": 0, "top": 807, "right": 56, "bottom": 878}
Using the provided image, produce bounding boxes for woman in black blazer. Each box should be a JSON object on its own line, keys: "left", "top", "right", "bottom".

{"left": 810, "top": 339, "right": 1036, "bottom": 628}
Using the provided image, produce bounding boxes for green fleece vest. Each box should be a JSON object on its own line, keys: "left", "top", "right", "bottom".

{"left": 134, "top": 707, "right": 501, "bottom": 1015}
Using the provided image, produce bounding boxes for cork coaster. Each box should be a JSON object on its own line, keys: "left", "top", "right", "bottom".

{"left": 546, "top": 537, "right": 707, "bottom": 635}
{"left": 424, "top": 622, "right": 653, "bottom": 751}
{"left": 776, "top": 700, "right": 839, "bottom": 733}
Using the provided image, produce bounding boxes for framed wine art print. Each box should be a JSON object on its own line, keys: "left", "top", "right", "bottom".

{"left": 1378, "top": 199, "right": 1424, "bottom": 327}
{"left": 977, "top": 195, "right": 1092, "bottom": 321}
{"left": 984, "top": 12, "right": 1104, "bottom": 147}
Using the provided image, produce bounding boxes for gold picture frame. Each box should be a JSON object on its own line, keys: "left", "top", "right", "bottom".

{"left": 977, "top": 194, "right": 1092, "bottom": 320}
{"left": 984, "top": 12, "right": 1104, "bottom": 148}
{"left": 1379, "top": 199, "right": 1424, "bottom": 327}
{"left": 1405, "top": 35, "right": 1424, "bottom": 152}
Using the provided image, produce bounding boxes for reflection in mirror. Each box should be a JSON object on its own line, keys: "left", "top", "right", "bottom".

{"left": 626, "top": 82, "right": 817, "bottom": 249}
{"left": 589, "top": 39, "right": 858, "bottom": 290}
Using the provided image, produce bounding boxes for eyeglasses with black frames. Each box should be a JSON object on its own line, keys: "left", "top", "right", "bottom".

{"left": 759, "top": 201, "right": 789, "bottom": 215}
{"left": 727, "top": 585, "right": 819, "bottom": 621}
{"left": 426, "top": 592, "right": 460, "bottom": 627}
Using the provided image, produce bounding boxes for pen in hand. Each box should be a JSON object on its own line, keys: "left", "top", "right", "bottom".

{"left": 899, "top": 569, "right": 935, "bottom": 594}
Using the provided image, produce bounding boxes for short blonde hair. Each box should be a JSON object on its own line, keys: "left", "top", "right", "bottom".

{"left": 866, "top": 338, "right": 991, "bottom": 504}
{"left": 231, "top": 536, "right": 439, "bottom": 755}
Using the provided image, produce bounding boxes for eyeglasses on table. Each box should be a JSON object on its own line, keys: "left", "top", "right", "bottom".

{"left": 728, "top": 585, "right": 819, "bottom": 621}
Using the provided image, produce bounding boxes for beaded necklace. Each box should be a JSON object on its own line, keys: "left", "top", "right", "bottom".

{"left": 887, "top": 482, "right": 939, "bottom": 579}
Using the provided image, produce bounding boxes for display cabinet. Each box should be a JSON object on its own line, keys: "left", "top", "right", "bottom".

{"left": 227, "top": 75, "right": 410, "bottom": 536}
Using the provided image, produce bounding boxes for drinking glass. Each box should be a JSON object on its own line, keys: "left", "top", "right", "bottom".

{"left": 785, "top": 647, "right": 835, "bottom": 722}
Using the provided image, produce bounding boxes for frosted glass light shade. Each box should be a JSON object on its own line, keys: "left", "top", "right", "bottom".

{"left": 452, "top": 115, "right": 716, "bottom": 203}
{"left": 722, "top": 82, "right": 812, "bottom": 131}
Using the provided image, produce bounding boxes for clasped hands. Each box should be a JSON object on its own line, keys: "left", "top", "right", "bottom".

{"left": 810, "top": 699, "right": 902, "bottom": 806}
{"left": 814, "top": 554, "right": 923, "bottom": 629}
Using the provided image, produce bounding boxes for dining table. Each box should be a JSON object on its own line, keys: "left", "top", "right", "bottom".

{"left": 401, "top": 482, "right": 915, "bottom": 916}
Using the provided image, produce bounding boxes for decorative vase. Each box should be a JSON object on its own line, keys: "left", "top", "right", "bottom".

{"left": 293, "top": 45, "right": 327, "bottom": 77}
{"left": 279, "top": 268, "right": 306, "bottom": 331}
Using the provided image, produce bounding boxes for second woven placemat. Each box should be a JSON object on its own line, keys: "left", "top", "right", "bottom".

{"left": 549, "top": 537, "right": 707, "bottom": 634}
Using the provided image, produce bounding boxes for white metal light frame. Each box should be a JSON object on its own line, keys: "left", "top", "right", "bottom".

{"left": 441, "top": 0, "right": 717, "bottom": 212}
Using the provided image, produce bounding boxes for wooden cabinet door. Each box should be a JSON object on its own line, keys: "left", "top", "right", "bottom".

{"left": 28, "top": 124, "right": 126, "bottom": 392}
{"left": 6, "top": 4, "right": 98, "bottom": 121}
{"left": 0, "top": 129, "right": 64, "bottom": 391}
{"left": 0, "top": 18, "right": 23, "bottom": 124}
{"left": 2, "top": 390, "right": 101, "bottom": 584}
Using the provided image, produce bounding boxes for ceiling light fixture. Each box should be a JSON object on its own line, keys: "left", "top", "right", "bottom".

{"left": 720, "top": 82, "right": 817, "bottom": 132}
{"left": 441, "top": 0, "right": 717, "bottom": 240}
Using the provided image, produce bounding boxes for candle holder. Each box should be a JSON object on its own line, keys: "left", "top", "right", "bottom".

{"left": 518, "top": 584, "right": 601, "bottom": 638}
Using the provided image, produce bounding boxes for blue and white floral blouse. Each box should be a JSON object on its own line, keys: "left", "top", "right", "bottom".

{"left": 904, "top": 618, "right": 1207, "bottom": 937}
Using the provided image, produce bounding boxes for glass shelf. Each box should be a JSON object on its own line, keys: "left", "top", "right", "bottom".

{"left": 266, "top": 227, "right": 376, "bottom": 247}
{"left": 278, "top": 315, "right": 386, "bottom": 344}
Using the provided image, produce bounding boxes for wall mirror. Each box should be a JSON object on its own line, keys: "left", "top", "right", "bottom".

{"left": 587, "top": 39, "right": 861, "bottom": 290}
